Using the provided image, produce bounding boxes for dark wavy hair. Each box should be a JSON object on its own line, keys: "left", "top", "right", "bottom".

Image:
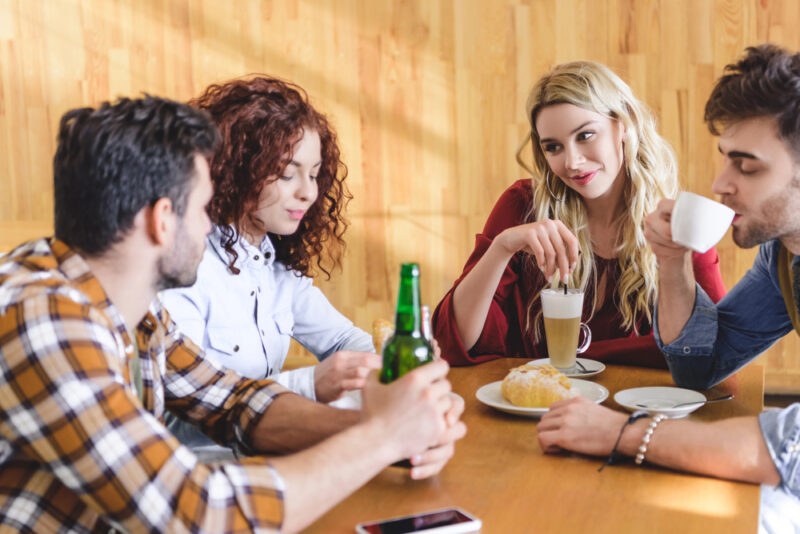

{"left": 705, "top": 44, "right": 800, "bottom": 158}
{"left": 54, "top": 95, "right": 219, "bottom": 255}
{"left": 190, "top": 76, "right": 351, "bottom": 278}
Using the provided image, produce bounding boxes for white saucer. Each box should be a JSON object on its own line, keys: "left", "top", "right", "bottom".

{"left": 475, "top": 379, "right": 609, "bottom": 418}
{"left": 528, "top": 358, "right": 605, "bottom": 378}
{"left": 614, "top": 387, "right": 706, "bottom": 418}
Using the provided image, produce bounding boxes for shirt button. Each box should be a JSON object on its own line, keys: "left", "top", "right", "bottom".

{"left": 254, "top": 255, "right": 260, "bottom": 261}
{"left": 682, "top": 347, "right": 691, "bottom": 354}
{"left": 250, "top": 290, "right": 255, "bottom": 296}
{"left": 234, "top": 345, "right": 240, "bottom": 352}
{"left": 265, "top": 252, "right": 272, "bottom": 259}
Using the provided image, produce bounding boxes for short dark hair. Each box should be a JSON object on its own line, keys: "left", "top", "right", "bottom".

{"left": 705, "top": 44, "right": 800, "bottom": 157}
{"left": 53, "top": 95, "right": 220, "bottom": 255}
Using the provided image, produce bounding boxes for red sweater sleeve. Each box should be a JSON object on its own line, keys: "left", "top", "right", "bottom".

{"left": 432, "top": 181, "right": 531, "bottom": 366}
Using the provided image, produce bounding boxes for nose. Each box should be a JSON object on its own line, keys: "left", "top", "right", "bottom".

{"left": 711, "top": 163, "right": 736, "bottom": 197}
{"left": 295, "top": 173, "right": 318, "bottom": 202}
{"left": 564, "top": 144, "right": 585, "bottom": 171}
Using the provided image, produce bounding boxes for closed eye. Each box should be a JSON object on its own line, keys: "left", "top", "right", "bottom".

{"left": 734, "top": 160, "right": 758, "bottom": 175}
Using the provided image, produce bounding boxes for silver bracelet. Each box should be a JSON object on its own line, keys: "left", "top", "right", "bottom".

{"left": 635, "top": 414, "right": 666, "bottom": 465}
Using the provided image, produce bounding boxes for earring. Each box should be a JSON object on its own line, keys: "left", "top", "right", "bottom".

{"left": 545, "top": 170, "right": 565, "bottom": 202}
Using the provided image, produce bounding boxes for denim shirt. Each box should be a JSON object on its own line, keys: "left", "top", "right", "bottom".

{"left": 160, "top": 225, "right": 374, "bottom": 401}
{"left": 654, "top": 239, "right": 794, "bottom": 390}
{"left": 655, "top": 240, "right": 800, "bottom": 525}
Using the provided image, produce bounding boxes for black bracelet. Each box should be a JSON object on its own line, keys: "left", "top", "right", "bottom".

{"left": 598, "top": 410, "right": 649, "bottom": 472}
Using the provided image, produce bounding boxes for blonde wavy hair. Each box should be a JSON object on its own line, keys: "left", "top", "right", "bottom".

{"left": 515, "top": 61, "right": 678, "bottom": 339}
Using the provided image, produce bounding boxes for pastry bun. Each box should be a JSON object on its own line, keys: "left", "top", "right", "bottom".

{"left": 501, "top": 363, "right": 577, "bottom": 407}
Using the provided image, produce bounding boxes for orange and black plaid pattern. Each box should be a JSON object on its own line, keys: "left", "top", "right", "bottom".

{"left": 0, "top": 239, "right": 288, "bottom": 533}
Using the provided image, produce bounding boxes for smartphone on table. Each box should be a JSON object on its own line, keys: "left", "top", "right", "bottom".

{"left": 355, "top": 507, "right": 481, "bottom": 534}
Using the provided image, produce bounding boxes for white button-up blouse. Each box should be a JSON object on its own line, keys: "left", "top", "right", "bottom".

{"left": 160, "top": 225, "right": 374, "bottom": 400}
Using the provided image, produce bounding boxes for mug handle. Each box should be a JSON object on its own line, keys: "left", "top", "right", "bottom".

{"left": 576, "top": 323, "right": 592, "bottom": 354}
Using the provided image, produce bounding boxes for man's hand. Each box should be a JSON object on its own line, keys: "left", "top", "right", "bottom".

{"left": 362, "top": 360, "right": 467, "bottom": 478}
{"left": 643, "top": 199, "right": 692, "bottom": 262}
{"left": 407, "top": 392, "right": 465, "bottom": 479}
{"left": 536, "top": 397, "right": 628, "bottom": 456}
{"left": 314, "top": 351, "right": 382, "bottom": 403}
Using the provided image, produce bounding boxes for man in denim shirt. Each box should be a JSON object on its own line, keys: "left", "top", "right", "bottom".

{"left": 537, "top": 44, "right": 800, "bottom": 532}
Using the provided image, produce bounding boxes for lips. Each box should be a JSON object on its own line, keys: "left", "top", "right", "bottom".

{"left": 570, "top": 170, "right": 598, "bottom": 186}
{"left": 287, "top": 209, "right": 306, "bottom": 221}
{"left": 732, "top": 214, "right": 742, "bottom": 224}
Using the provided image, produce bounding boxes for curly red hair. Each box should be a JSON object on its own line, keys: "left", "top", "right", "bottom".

{"left": 190, "top": 76, "right": 351, "bottom": 278}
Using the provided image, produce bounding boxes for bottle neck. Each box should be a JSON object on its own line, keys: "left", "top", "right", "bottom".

{"left": 394, "top": 272, "right": 421, "bottom": 334}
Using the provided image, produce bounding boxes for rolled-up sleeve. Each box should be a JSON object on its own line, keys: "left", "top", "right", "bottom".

{"left": 655, "top": 242, "right": 794, "bottom": 389}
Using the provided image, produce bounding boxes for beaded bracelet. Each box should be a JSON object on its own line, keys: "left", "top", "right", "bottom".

{"left": 598, "top": 410, "right": 649, "bottom": 472}
{"left": 634, "top": 413, "right": 666, "bottom": 465}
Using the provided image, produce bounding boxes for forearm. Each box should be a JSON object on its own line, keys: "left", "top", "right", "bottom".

{"left": 250, "top": 392, "right": 361, "bottom": 453}
{"left": 452, "top": 240, "right": 513, "bottom": 349}
{"left": 618, "top": 416, "right": 780, "bottom": 485}
{"left": 271, "top": 419, "right": 396, "bottom": 533}
{"left": 656, "top": 253, "right": 697, "bottom": 344}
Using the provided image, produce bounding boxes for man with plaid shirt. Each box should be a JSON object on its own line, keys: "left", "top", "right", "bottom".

{"left": 0, "top": 96, "right": 465, "bottom": 533}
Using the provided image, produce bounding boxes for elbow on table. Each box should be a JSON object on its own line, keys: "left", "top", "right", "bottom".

{"left": 667, "top": 363, "right": 719, "bottom": 390}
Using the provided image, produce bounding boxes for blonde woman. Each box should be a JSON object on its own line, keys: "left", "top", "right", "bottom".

{"left": 433, "top": 61, "right": 726, "bottom": 367}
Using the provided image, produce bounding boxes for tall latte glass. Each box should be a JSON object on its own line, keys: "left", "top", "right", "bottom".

{"left": 540, "top": 289, "right": 592, "bottom": 372}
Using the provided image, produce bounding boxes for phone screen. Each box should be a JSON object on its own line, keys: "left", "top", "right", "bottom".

{"left": 359, "top": 508, "right": 475, "bottom": 534}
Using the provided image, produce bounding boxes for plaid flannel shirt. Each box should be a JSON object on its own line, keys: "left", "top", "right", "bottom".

{"left": 0, "top": 238, "right": 289, "bottom": 533}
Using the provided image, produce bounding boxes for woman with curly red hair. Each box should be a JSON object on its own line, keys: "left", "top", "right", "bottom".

{"left": 161, "top": 77, "right": 379, "bottom": 449}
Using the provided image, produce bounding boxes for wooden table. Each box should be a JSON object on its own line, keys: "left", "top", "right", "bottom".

{"left": 305, "top": 359, "right": 764, "bottom": 534}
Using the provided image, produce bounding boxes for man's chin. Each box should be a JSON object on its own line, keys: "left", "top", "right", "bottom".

{"left": 156, "top": 271, "right": 198, "bottom": 291}
{"left": 732, "top": 227, "right": 768, "bottom": 249}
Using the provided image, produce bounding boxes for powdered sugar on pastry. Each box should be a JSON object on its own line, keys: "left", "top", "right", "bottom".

{"left": 500, "top": 363, "right": 578, "bottom": 407}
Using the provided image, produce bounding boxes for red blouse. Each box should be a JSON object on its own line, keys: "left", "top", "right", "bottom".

{"left": 432, "top": 180, "right": 727, "bottom": 368}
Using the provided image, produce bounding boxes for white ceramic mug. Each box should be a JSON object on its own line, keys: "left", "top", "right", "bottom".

{"left": 670, "top": 192, "right": 735, "bottom": 253}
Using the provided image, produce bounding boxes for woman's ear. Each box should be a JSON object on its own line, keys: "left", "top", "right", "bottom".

{"left": 147, "top": 197, "right": 176, "bottom": 246}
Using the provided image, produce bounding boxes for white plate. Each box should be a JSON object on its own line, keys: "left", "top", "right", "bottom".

{"left": 614, "top": 387, "right": 706, "bottom": 418}
{"left": 475, "top": 379, "right": 609, "bottom": 418}
{"left": 528, "top": 358, "right": 605, "bottom": 378}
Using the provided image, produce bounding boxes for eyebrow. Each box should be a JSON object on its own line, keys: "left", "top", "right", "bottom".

{"left": 287, "top": 160, "right": 323, "bottom": 168}
{"left": 718, "top": 145, "right": 758, "bottom": 160}
{"left": 539, "top": 121, "right": 598, "bottom": 145}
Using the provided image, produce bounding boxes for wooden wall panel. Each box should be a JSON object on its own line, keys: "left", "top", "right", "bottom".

{"left": 1, "top": 0, "right": 799, "bottom": 390}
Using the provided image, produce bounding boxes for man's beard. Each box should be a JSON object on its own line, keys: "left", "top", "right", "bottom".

{"left": 731, "top": 177, "right": 800, "bottom": 249}
{"left": 155, "top": 222, "right": 202, "bottom": 291}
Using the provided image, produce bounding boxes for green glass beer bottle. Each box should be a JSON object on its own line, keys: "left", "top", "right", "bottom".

{"left": 380, "top": 263, "right": 433, "bottom": 383}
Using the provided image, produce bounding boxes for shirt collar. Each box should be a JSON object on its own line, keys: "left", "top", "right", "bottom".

{"left": 208, "top": 224, "right": 277, "bottom": 271}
